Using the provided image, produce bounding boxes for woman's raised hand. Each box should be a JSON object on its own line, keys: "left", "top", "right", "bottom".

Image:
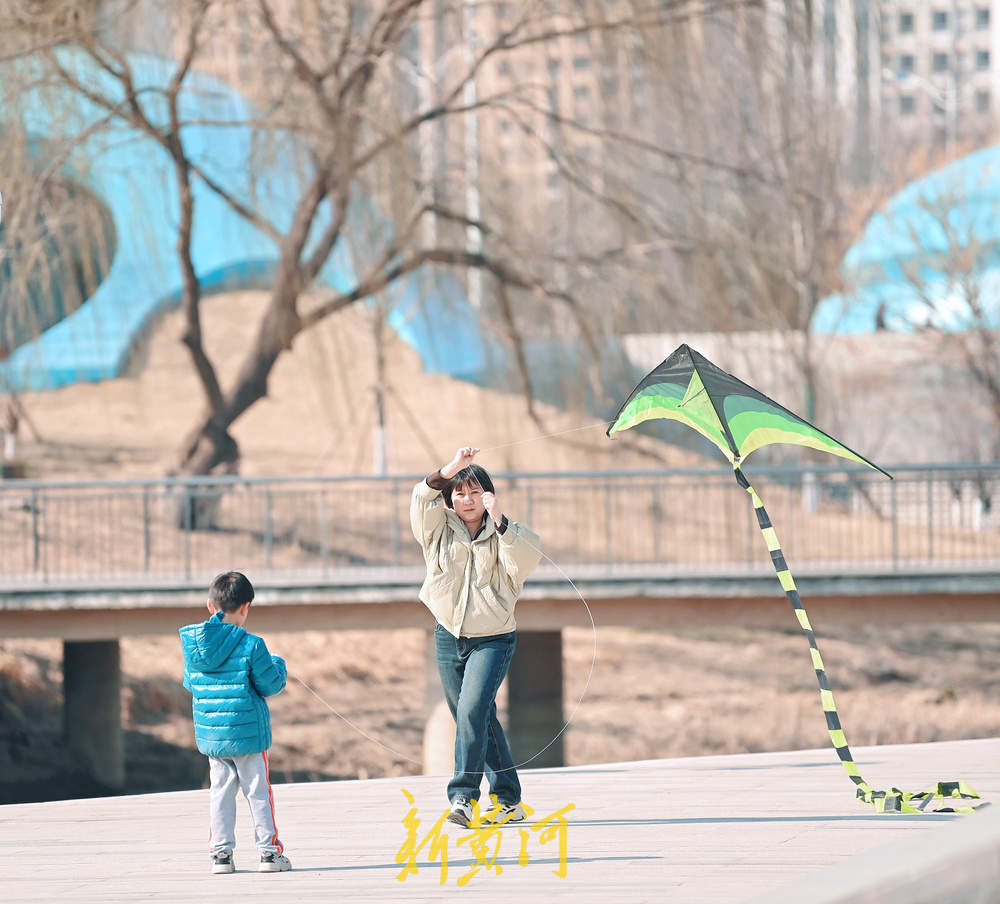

{"left": 481, "top": 492, "right": 503, "bottom": 525}
{"left": 442, "top": 446, "right": 479, "bottom": 479}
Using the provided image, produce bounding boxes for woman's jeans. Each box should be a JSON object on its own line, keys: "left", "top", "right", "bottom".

{"left": 434, "top": 623, "right": 521, "bottom": 806}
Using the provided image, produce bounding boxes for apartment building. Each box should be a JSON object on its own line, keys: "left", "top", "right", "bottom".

{"left": 878, "top": 0, "right": 999, "bottom": 149}
{"left": 414, "top": 3, "right": 611, "bottom": 220}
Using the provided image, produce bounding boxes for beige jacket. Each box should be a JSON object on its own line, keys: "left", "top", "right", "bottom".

{"left": 410, "top": 478, "right": 542, "bottom": 638}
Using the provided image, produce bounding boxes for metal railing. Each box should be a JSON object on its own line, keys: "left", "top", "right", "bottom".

{"left": 1, "top": 464, "right": 999, "bottom": 588}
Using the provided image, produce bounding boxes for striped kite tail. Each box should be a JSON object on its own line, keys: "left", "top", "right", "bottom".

{"left": 733, "top": 464, "right": 980, "bottom": 814}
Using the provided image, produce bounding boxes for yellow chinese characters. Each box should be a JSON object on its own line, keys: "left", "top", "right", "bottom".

{"left": 396, "top": 790, "right": 575, "bottom": 886}
{"left": 520, "top": 802, "right": 574, "bottom": 877}
{"left": 395, "top": 788, "right": 450, "bottom": 884}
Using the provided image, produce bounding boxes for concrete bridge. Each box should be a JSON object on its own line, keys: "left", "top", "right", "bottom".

{"left": 4, "top": 562, "right": 1000, "bottom": 794}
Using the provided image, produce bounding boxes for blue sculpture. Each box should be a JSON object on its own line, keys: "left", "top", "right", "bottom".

{"left": 812, "top": 143, "right": 1000, "bottom": 334}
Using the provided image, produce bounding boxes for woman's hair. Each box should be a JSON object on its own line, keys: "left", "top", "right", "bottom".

{"left": 443, "top": 463, "right": 495, "bottom": 509}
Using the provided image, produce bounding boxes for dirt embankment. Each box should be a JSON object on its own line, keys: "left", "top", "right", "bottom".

{"left": 3, "top": 620, "right": 1000, "bottom": 804}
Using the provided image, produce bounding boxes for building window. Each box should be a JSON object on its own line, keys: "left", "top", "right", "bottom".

{"left": 932, "top": 51, "right": 949, "bottom": 72}
{"left": 899, "top": 11, "right": 914, "bottom": 32}
{"left": 573, "top": 84, "right": 590, "bottom": 99}
{"left": 932, "top": 10, "right": 948, "bottom": 30}
{"left": 499, "top": 118, "right": 512, "bottom": 133}
{"left": 976, "top": 88, "right": 991, "bottom": 112}
{"left": 976, "top": 8, "right": 990, "bottom": 28}
{"left": 977, "top": 49, "right": 991, "bottom": 70}
{"left": 900, "top": 95, "right": 916, "bottom": 115}
{"left": 899, "top": 53, "right": 915, "bottom": 72}
{"left": 572, "top": 56, "right": 590, "bottom": 70}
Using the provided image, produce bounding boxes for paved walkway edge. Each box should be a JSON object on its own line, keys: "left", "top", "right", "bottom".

{"left": 750, "top": 798, "right": 1000, "bottom": 903}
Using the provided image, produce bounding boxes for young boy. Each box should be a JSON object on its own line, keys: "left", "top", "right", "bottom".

{"left": 179, "top": 571, "right": 292, "bottom": 874}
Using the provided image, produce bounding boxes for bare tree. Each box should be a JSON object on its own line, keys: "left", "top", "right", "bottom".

{"left": 466, "top": 0, "right": 868, "bottom": 441}
{"left": 3, "top": 0, "right": 872, "bottom": 476}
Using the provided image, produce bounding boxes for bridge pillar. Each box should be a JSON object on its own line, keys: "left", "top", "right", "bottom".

{"left": 508, "top": 630, "right": 564, "bottom": 768}
{"left": 63, "top": 640, "right": 124, "bottom": 790}
{"left": 423, "top": 629, "right": 455, "bottom": 776}
{"left": 421, "top": 628, "right": 566, "bottom": 775}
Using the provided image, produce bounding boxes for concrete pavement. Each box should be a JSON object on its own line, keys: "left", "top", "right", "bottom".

{"left": 1, "top": 737, "right": 998, "bottom": 903}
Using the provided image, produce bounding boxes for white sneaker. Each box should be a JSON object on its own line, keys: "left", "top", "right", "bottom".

{"left": 211, "top": 850, "right": 235, "bottom": 874}
{"left": 446, "top": 797, "right": 474, "bottom": 827}
{"left": 486, "top": 802, "right": 527, "bottom": 825}
{"left": 259, "top": 852, "right": 292, "bottom": 872}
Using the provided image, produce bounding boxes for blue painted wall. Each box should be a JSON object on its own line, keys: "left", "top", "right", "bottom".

{"left": 812, "top": 143, "right": 1000, "bottom": 334}
{"left": 0, "top": 52, "right": 486, "bottom": 391}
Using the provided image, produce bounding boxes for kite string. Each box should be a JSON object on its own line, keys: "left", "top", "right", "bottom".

{"left": 480, "top": 422, "right": 605, "bottom": 453}
{"left": 285, "top": 537, "right": 597, "bottom": 777}
{"left": 291, "top": 673, "right": 422, "bottom": 766}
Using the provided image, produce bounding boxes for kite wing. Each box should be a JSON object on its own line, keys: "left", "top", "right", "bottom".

{"left": 606, "top": 343, "right": 891, "bottom": 478}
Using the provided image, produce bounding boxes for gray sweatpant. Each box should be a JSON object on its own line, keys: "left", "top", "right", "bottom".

{"left": 208, "top": 751, "right": 283, "bottom": 855}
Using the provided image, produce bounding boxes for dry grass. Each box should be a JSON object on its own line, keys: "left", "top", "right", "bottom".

{"left": 4, "top": 618, "right": 1000, "bottom": 804}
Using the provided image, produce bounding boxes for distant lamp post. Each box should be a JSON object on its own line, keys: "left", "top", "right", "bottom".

{"left": 882, "top": 67, "right": 961, "bottom": 156}
{"left": 462, "top": 0, "right": 482, "bottom": 312}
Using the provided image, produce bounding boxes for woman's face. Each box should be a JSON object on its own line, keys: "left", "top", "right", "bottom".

{"left": 451, "top": 480, "right": 486, "bottom": 525}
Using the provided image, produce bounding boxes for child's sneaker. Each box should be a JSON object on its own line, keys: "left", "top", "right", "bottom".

{"left": 485, "top": 802, "right": 528, "bottom": 825}
{"left": 259, "top": 851, "right": 292, "bottom": 872}
{"left": 446, "top": 796, "right": 474, "bottom": 827}
{"left": 211, "top": 850, "right": 235, "bottom": 874}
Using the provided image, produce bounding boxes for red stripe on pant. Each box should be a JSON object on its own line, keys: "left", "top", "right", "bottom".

{"left": 262, "top": 750, "right": 283, "bottom": 854}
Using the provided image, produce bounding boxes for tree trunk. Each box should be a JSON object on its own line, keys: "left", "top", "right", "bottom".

{"left": 174, "top": 280, "right": 301, "bottom": 477}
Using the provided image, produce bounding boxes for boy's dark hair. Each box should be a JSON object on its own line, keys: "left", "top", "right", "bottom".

{"left": 209, "top": 571, "right": 255, "bottom": 612}
{"left": 444, "top": 464, "right": 495, "bottom": 509}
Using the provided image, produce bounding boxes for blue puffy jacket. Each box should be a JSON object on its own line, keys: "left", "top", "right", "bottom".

{"left": 179, "top": 611, "right": 287, "bottom": 757}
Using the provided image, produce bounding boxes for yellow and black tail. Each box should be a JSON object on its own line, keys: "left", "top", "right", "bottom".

{"left": 734, "top": 465, "right": 980, "bottom": 814}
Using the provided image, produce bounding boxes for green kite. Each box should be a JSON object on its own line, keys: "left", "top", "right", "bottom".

{"left": 608, "top": 343, "right": 979, "bottom": 814}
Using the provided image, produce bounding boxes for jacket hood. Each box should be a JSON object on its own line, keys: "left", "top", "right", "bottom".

{"left": 179, "top": 611, "right": 247, "bottom": 670}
